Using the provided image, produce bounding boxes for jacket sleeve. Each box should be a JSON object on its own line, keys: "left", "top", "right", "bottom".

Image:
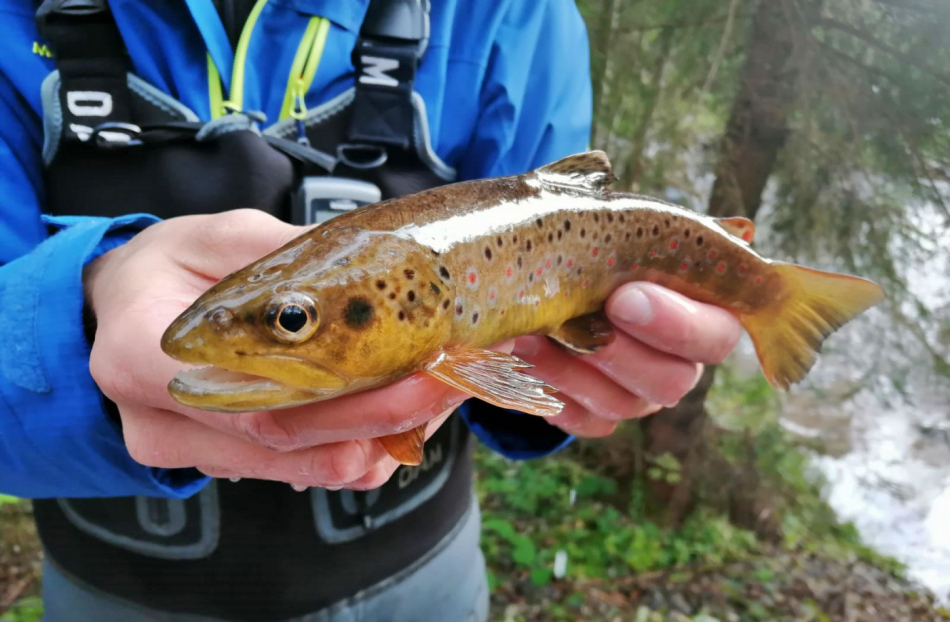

{"left": 0, "top": 74, "right": 209, "bottom": 499}
{"left": 455, "top": 0, "right": 593, "bottom": 459}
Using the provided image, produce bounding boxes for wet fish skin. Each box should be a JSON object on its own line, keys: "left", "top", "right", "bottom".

{"left": 161, "top": 151, "right": 885, "bottom": 465}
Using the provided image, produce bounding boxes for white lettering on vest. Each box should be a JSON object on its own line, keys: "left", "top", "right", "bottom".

{"left": 397, "top": 442, "right": 444, "bottom": 489}
{"left": 359, "top": 56, "right": 399, "bottom": 87}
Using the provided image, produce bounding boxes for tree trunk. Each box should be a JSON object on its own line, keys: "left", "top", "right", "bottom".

{"left": 638, "top": 0, "right": 812, "bottom": 524}
{"left": 590, "top": 0, "right": 622, "bottom": 147}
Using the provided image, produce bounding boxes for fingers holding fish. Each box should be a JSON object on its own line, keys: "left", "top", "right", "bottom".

{"left": 544, "top": 397, "right": 620, "bottom": 438}
{"left": 512, "top": 336, "right": 659, "bottom": 422}
{"left": 605, "top": 282, "right": 743, "bottom": 365}
{"left": 580, "top": 331, "right": 705, "bottom": 408}
{"left": 120, "top": 404, "right": 394, "bottom": 489}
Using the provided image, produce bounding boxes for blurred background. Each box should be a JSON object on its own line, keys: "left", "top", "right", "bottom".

{"left": 3, "top": 0, "right": 949, "bottom": 620}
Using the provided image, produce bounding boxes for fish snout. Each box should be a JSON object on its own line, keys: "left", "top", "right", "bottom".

{"left": 160, "top": 305, "right": 235, "bottom": 363}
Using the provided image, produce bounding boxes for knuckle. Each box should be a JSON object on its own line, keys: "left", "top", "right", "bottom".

{"left": 236, "top": 412, "right": 302, "bottom": 452}
{"left": 658, "top": 364, "right": 702, "bottom": 405}
{"left": 317, "top": 443, "right": 369, "bottom": 487}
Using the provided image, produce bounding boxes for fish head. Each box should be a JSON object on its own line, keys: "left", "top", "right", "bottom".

{"left": 161, "top": 230, "right": 454, "bottom": 412}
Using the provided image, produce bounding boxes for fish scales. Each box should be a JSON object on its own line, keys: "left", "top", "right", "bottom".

{"left": 161, "top": 151, "right": 885, "bottom": 466}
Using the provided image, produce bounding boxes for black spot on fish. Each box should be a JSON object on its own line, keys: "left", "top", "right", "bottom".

{"left": 442, "top": 299, "right": 450, "bottom": 310}
{"left": 517, "top": 256, "right": 523, "bottom": 269}
{"left": 580, "top": 229, "right": 586, "bottom": 238}
{"left": 398, "top": 311, "right": 406, "bottom": 321}
{"left": 235, "top": 350, "right": 247, "bottom": 356}
{"left": 564, "top": 220, "right": 571, "bottom": 231}
{"left": 344, "top": 297, "right": 374, "bottom": 329}
{"left": 593, "top": 232, "right": 599, "bottom": 241}
{"left": 497, "top": 236, "right": 503, "bottom": 247}
{"left": 526, "top": 240, "right": 533, "bottom": 251}
{"left": 388, "top": 292, "right": 397, "bottom": 300}
{"left": 577, "top": 267, "right": 583, "bottom": 275}
{"left": 548, "top": 233, "right": 553, "bottom": 243}
{"left": 407, "top": 290, "right": 416, "bottom": 302}
{"left": 440, "top": 266, "right": 451, "bottom": 280}
{"left": 684, "top": 229, "right": 691, "bottom": 238}
{"left": 557, "top": 230, "right": 562, "bottom": 240}
{"left": 430, "top": 281, "right": 441, "bottom": 295}
{"left": 472, "top": 312, "right": 479, "bottom": 323}
{"left": 404, "top": 269, "right": 415, "bottom": 280}
{"left": 637, "top": 227, "right": 644, "bottom": 238}
{"left": 607, "top": 213, "right": 614, "bottom": 223}
{"left": 485, "top": 247, "right": 492, "bottom": 260}
{"left": 557, "top": 255, "right": 563, "bottom": 265}
{"left": 605, "top": 234, "right": 612, "bottom": 243}
{"left": 376, "top": 280, "right": 386, "bottom": 290}
{"left": 536, "top": 218, "right": 543, "bottom": 228}
{"left": 625, "top": 232, "right": 631, "bottom": 241}
{"left": 593, "top": 214, "right": 600, "bottom": 223}
{"left": 528, "top": 273, "right": 534, "bottom": 282}
{"left": 665, "top": 219, "right": 671, "bottom": 228}
{"left": 696, "top": 236, "right": 704, "bottom": 246}
{"left": 652, "top": 225, "right": 660, "bottom": 236}
{"left": 513, "top": 235, "right": 518, "bottom": 243}
{"left": 455, "top": 304, "right": 464, "bottom": 316}
{"left": 619, "top": 215, "right": 625, "bottom": 223}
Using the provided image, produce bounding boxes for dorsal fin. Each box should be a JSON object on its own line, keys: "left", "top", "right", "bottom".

{"left": 535, "top": 151, "right": 615, "bottom": 193}
{"left": 715, "top": 216, "right": 756, "bottom": 244}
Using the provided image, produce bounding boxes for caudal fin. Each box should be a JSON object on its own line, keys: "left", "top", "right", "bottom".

{"left": 740, "top": 263, "right": 885, "bottom": 390}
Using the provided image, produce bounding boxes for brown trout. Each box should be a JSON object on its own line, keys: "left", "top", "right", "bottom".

{"left": 161, "top": 151, "right": 885, "bottom": 465}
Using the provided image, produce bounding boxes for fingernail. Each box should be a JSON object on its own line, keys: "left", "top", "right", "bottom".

{"left": 614, "top": 287, "right": 653, "bottom": 325}
{"left": 291, "top": 484, "right": 308, "bottom": 492}
{"left": 228, "top": 477, "right": 241, "bottom": 483}
{"left": 513, "top": 336, "right": 540, "bottom": 358}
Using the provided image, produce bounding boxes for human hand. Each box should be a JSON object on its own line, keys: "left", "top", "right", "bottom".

{"left": 512, "top": 282, "right": 743, "bottom": 437}
{"left": 84, "top": 209, "right": 468, "bottom": 491}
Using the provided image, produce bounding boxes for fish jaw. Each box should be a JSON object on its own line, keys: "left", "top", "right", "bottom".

{"left": 167, "top": 365, "right": 339, "bottom": 412}
{"left": 161, "top": 308, "right": 349, "bottom": 412}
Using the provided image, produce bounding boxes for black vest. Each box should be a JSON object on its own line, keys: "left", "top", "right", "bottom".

{"left": 30, "top": 1, "right": 474, "bottom": 619}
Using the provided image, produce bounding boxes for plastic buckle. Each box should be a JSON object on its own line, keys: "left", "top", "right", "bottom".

{"left": 337, "top": 144, "right": 388, "bottom": 170}
{"left": 92, "top": 122, "right": 142, "bottom": 148}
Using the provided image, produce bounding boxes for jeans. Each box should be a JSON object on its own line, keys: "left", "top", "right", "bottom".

{"left": 41, "top": 499, "right": 489, "bottom": 622}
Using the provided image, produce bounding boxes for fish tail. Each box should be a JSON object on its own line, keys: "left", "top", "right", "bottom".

{"left": 739, "top": 262, "right": 885, "bottom": 390}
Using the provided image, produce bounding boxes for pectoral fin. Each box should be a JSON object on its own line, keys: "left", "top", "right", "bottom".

{"left": 715, "top": 216, "right": 756, "bottom": 243}
{"left": 548, "top": 311, "right": 616, "bottom": 354}
{"left": 379, "top": 424, "right": 427, "bottom": 466}
{"left": 424, "top": 349, "right": 564, "bottom": 417}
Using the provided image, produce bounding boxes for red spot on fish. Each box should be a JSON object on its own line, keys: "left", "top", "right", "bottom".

{"left": 536, "top": 267, "right": 543, "bottom": 276}
{"left": 607, "top": 257, "right": 615, "bottom": 267}
{"left": 506, "top": 267, "right": 513, "bottom": 277}
{"left": 500, "top": 308, "right": 507, "bottom": 315}
{"left": 566, "top": 258, "right": 574, "bottom": 268}
{"left": 489, "top": 290, "right": 496, "bottom": 300}
{"left": 545, "top": 259, "right": 552, "bottom": 269}
{"left": 592, "top": 247, "right": 599, "bottom": 257}
{"left": 630, "top": 263, "right": 640, "bottom": 271}
{"left": 716, "top": 262, "right": 726, "bottom": 274}
{"left": 534, "top": 300, "right": 540, "bottom": 307}
{"left": 707, "top": 250, "right": 717, "bottom": 260}
{"left": 519, "top": 290, "right": 525, "bottom": 299}
{"left": 754, "top": 276, "right": 764, "bottom": 285}
{"left": 468, "top": 272, "right": 476, "bottom": 284}
{"left": 742, "top": 230, "right": 753, "bottom": 242}
{"left": 679, "top": 261, "right": 689, "bottom": 271}
{"left": 670, "top": 240, "right": 679, "bottom": 250}
{"left": 582, "top": 279, "right": 590, "bottom": 288}
{"left": 649, "top": 249, "right": 658, "bottom": 258}
{"left": 738, "top": 264, "right": 747, "bottom": 275}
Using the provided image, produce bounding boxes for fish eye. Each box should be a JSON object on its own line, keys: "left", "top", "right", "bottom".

{"left": 266, "top": 294, "right": 319, "bottom": 343}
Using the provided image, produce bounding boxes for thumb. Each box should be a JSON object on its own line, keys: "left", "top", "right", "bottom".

{"left": 171, "top": 209, "right": 313, "bottom": 281}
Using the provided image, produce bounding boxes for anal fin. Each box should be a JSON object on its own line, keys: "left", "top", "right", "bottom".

{"left": 424, "top": 349, "right": 564, "bottom": 417}
{"left": 548, "top": 311, "right": 616, "bottom": 354}
{"left": 379, "top": 424, "right": 427, "bottom": 466}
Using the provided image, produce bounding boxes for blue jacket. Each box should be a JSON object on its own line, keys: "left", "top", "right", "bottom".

{"left": 0, "top": 0, "right": 592, "bottom": 499}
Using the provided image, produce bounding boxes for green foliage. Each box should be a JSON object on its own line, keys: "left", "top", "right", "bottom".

{"left": 0, "top": 597, "right": 42, "bottom": 622}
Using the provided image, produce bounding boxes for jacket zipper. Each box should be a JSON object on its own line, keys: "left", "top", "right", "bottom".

{"left": 280, "top": 16, "right": 331, "bottom": 132}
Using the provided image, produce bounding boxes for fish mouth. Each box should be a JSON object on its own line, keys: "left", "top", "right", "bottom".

{"left": 168, "top": 362, "right": 347, "bottom": 413}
